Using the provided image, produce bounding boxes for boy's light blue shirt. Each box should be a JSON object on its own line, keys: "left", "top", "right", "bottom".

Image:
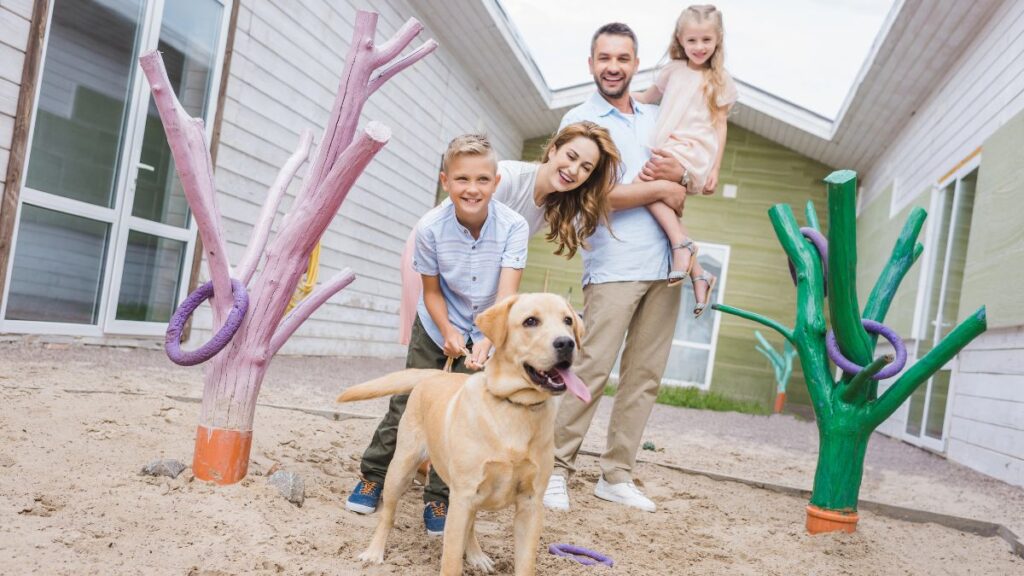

{"left": 413, "top": 200, "right": 529, "bottom": 349}
{"left": 560, "top": 92, "right": 671, "bottom": 285}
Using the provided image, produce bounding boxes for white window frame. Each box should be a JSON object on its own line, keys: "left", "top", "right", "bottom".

{"left": 899, "top": 155, "right": 980, "bottom": 453}
{"left": 610, "top": 242, "right": 731, "bottom": 391}
{"left": 0, "top": 0, "right": 232, "bottom": 338}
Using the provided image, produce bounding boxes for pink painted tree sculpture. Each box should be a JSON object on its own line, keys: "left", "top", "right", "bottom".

{"left": 140, "top": 11, "right": 436, "bottom": 484}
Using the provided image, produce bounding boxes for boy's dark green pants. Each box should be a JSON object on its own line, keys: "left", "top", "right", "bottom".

{"left": 359, "top": 317, "right": 471, "bottom": 503}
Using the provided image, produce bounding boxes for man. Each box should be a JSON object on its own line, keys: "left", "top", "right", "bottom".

{"left": 545, "top": 22, "right": 689, "bottom": 513}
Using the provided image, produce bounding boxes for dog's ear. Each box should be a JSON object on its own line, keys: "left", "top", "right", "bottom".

{"left": 476, "top": 294, "right": 518, "bottom": 347}
{"left": 566, "top": 299, "right": 584, "bottom": 351}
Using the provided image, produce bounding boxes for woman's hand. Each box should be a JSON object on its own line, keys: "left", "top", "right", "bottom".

{"left": 467, "top": 338, "right": 492, "bottom": 370}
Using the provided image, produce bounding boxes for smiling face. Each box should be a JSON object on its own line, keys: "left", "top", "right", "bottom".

{"left": 589, "top": 33, "right": 638, "bottom": 100}
{"left": 679, "top": 20, "right": 719, "bottom": 68}
{"left": 440, "top": 154, "right": 499, "bottom": 228}
{"left": 545, "top": 136, "right": 600, "bottom": 194}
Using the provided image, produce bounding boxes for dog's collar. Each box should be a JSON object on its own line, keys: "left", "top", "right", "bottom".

{"left": 502, "top": 394, "right": 547, "bottom": 409}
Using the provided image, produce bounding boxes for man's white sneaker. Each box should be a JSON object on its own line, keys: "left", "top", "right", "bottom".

{"left": 593, "top": 477, "right": 656, "bottom": 512}
{"left": 543, "top": 474, "right": 571, "bottom": 511}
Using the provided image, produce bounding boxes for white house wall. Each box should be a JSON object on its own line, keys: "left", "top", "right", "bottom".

{"left": 187, "top": 0, "right": 525, "bottom": 357}
{"left": 863, "top": 0, "right": 1024, "bottom": 211}
{"left": 0, "top": 1, "right": 34, "bottom": 206}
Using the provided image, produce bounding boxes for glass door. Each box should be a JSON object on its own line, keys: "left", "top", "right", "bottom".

{"left": 1, "top": 0, "right": 230, "bottom": 336}
{"left": 611, "top": 243, "right": 730, "bottom": 389}
{"left": 903, "top": 168, "right": 977, "bottom": 451}
{"left": 105, "top": 0, "right": 227, "bottom": 333}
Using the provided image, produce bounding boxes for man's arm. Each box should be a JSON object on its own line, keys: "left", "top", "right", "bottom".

{"left": 608, "top": 179, "right": 687, "bottom": 212}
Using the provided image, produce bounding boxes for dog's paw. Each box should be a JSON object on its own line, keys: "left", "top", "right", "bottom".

{"left": 466, "top": 550, "right": 495, "bottom": 573}
{"left": 357, "top": 548, "right": 385, "bottom": 564}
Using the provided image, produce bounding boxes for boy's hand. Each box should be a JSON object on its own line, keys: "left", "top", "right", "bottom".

{"left": 467, "top": 338, "right": 492, "bottom": 371}
{"left": 441, "top": 328, "right": 468, "bottom": 359}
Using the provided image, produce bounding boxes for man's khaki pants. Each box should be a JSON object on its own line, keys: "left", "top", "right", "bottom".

{"left": 554, "top": 280, "right": 680, "bottom": 484}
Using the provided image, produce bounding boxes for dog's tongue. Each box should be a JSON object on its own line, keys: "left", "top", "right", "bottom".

{"left": 555, "top": 367, "right": 591, "bottom": 403}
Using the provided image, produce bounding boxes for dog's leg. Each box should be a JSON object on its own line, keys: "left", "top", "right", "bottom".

{"left": 439, "top": 497, "right": 473, "bottom": 576}
{"left": 512, "top": 491, "right": 545, "bottom": 576}
{"left": 357, "top": 425, "right": 424, "bottom": 564}
{"left": 464, "top": 520, "right": 495, "bottom": 573}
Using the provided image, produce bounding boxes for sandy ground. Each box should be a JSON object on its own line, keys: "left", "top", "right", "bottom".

{"left": 1, "top": 342, "right": 1022, "bottom": 575}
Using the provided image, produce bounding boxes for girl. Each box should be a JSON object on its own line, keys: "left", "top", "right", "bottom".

{"left": 398, "top": 121, "right": 623, "bottom": 364}
{"left": 634, "top": 4, "right": 738, "bottom": 317}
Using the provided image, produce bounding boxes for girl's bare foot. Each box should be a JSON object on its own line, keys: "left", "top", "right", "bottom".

{"left": 691, "top": 265, "right": 718, "bottom": 318}
{"left": 668, "top": 240, "right": 698, "bottom": 287}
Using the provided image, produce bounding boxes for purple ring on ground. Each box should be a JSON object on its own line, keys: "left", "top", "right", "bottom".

{"left": 165, "top": 278, "right": 249, "bottom": 366}
{"left": 549, "top": 543, "right": 614, "bottom": 567}
{"left": 788, "top": 227, "right": 829, "bottom": 296}
{"left": 826, "top": 318, "right": 907, "bottom": 380}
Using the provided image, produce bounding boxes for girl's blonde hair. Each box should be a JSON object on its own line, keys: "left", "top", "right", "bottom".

{"left": 669, "top": 5, "right": 728, "bottom": 122}
{"left": 540, "top": 121, "right": 621, "bottom": 259}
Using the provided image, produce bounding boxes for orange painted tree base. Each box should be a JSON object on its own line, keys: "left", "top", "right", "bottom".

{"left": 773, "top": 392, "right": 787, "bottom": 414}
{"left": 806, "top": 504, "right": 859, "bottom": 534}
{"left": 193, "top": 425, "right": 253, "bottom": 484}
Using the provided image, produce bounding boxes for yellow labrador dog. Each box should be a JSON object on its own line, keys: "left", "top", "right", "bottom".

{"left": 337, "top": 293, "right": 590, "bottom": 575}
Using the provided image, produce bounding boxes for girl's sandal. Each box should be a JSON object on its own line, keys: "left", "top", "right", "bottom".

{"left": 668, "top": 240, "right": 699, "bottom": 287}
{"left": 692, "top": 271, "right": 718, "bottom": 318}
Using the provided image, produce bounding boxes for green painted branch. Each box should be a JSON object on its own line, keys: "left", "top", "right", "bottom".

{"left": 868, "top": 306, "right": 987, "bottom": 427}
{"left": 864, "top": 208, "right": 927, "bottom": 327}
{"left": 825, "top": 170, "right": 873, "bottom": 367}
{"left": 769, "top": 203, "right": 834, "bottom": 416}
{"left": 840, "top": 354, "right": 892, "bottom": 404}
{"left": 914, "top": 242, "right": 924, "bottom": 262}
{"left": 805, "top": 200, "right": 821, "bottom": 231}
{"left": 715, "top": 304, "right": 793, "bottom": 342}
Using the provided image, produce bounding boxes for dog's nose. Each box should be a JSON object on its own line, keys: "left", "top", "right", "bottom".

{"left": 553, "top": 337, "right": 575, "bottom": 358}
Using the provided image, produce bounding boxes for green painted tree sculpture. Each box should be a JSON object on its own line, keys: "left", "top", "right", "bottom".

{"left": 714, "top": 170, "right": 987, "bottom": 534}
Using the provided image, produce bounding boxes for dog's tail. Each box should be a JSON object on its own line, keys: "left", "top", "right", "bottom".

{"left": 336, "top": 369, "right": 444, "bottom": 403}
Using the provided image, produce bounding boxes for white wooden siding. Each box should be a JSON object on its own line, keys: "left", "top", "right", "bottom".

{"left": 864, "top": 0, "right": 1024, "bottom": 210}
{"left": 0, "top": 3, "right": 31, "bottom": 187}
{"left": 187, "top": 0, "right": 525, "bottom": 358}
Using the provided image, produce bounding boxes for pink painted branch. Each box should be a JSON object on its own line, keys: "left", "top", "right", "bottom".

{"left": 303, "top": 11, "right": 434, "bottom": 201}
{"left": 269, "top": 268, "right": 356, "bottom": 356}
{"left": 372, "top": 18, "right": 426, "bottom": 66}
{"left": 247, "top": 123, "right": 391, "bottom": 352}
{"left": 368, "top": 40, "right": 439, "bottom": 94}
{"left": 140, "top": 50, "right": 233, "bottom": 323}
{"left": 235, "top": 129, "right": 314, "bottom": 284}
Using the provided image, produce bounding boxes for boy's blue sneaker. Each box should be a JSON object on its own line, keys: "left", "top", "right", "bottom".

{"left": 423, "top": 500, "right": 447, "bottom": 536}
{"left": 346, "top": 479, "right": 382, "bottom": 514}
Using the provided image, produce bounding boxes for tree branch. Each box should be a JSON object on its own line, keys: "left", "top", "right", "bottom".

{"left": 825, "top": 170, "right": 873, "bottom": 369}
{"left": 840, "top": 354, "right": 892, "bottom": 404}
{"left": 714, "top": 304, "right": 794, "bottom": 342}
{"left": 368, "top": 40, "right": 439, "bottom": 94}
{"left": 236, "top": 130, "right": 314, "bottom": 284}
{"left": 270, "top": 268, "right": 356, "bottom": 356}
{"left": 867, "top": 307, "right": 987, "bottom": 427}
{"left": 863, "top": 207, "right": 926, "bottom": 326}
{"left": 140, "top": 50, "right": 233, "bottom": 323}
{"left": 769, "top": 203, "right": 834, "bottom": 416}
{"left": 373, "top": 18, "right": 425, "bottom": 66}
{"left": 805, "top": 200, "right": 821, "bottom": 231}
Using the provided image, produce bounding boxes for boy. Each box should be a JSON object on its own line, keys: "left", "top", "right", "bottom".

{"left": 346, "top": 134, "right": 529, "bottom": 536}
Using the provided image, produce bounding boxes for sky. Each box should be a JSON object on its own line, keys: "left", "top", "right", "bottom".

{"left": 499, "top": 0, "right": 896, "bottom": 119}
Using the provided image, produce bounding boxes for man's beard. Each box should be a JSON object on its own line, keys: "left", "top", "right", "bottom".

{"left": 593, "top": 73, "right": 631, "bottom": 100}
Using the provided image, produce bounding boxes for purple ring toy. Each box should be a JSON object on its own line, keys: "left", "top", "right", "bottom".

{"left": 788, "top": 227, "right": 829, "bottom": 296}
{"left": 549, "top": 543, "right": 613, "bottom": 567}
{"left": 826, "top": 318, "right": 907, "bottom": 380}
{"left": 165, "top": 278, "right": 249, "bottom": 366}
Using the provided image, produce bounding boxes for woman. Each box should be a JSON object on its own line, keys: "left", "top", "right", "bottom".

{"left": 398, "top": 121, "right": 622, "bottom": 345}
